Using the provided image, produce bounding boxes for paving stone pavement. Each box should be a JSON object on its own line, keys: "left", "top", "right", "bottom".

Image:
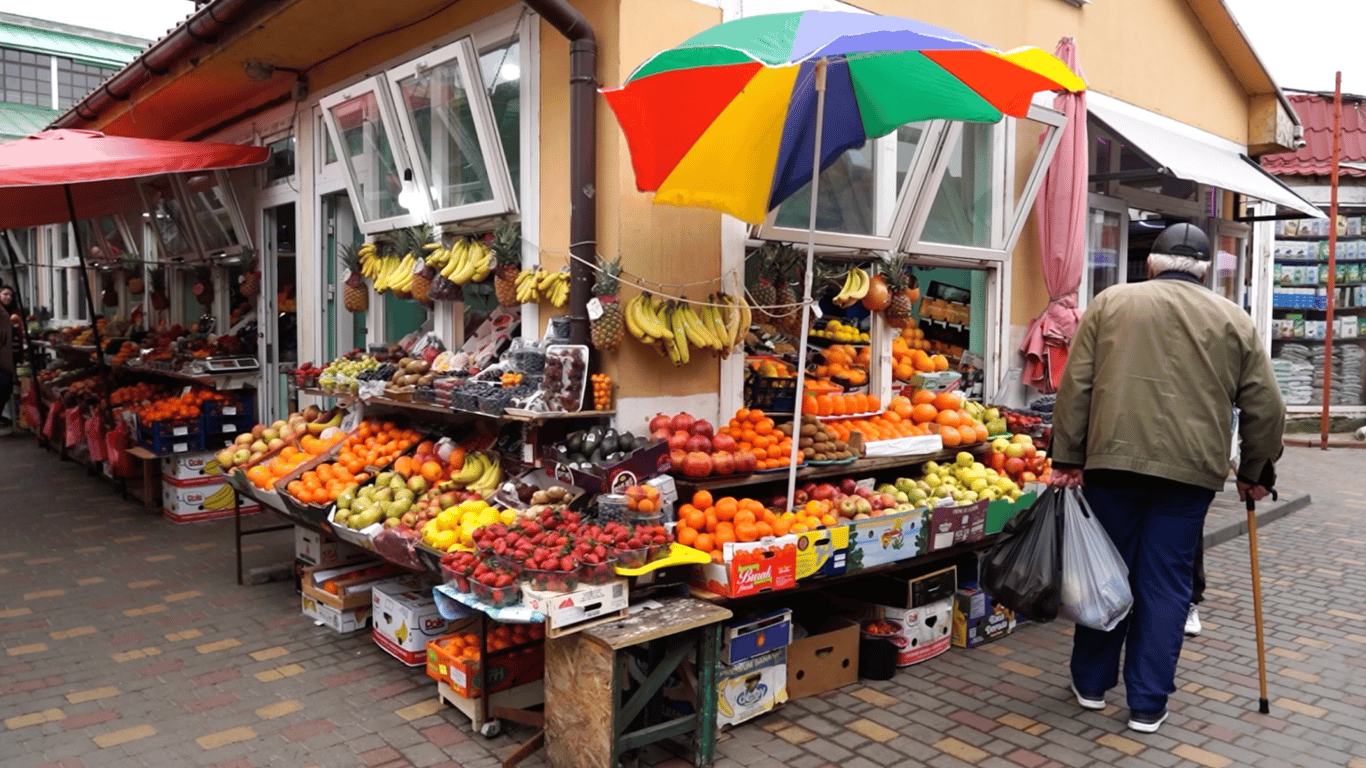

{"left": 1, "top": 436, "right": 1363, "bottom": 768}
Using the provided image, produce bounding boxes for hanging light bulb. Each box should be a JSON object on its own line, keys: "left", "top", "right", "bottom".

{"left": 397, "top": 168, "right": 421, "bottom": 213}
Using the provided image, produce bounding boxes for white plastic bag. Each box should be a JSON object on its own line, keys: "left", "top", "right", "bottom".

{"left": 1059, "top": 488, "right": 1133, "bottom": 631}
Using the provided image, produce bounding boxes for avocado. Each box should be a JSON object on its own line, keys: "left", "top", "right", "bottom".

{"left": 566, "top": 431, "right": 584, "bottom": 453}
{"left": 601, "top": 429, "right": 619, "bottom": 454}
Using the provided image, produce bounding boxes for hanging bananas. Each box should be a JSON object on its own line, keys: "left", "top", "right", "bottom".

{"left": 358, "top": 242, "right": 381, "bottom": 280}
{"left": 831, "top": 267, "right": 871, "bottom": 308}
{"left": 435, "top": 238, "right": 495, "bottom": 286}
{"left": 512, "top": 268, "right": 569, "bottom": 306}
{"left": 621, "top": 291, "right": 751, "bottom": 365}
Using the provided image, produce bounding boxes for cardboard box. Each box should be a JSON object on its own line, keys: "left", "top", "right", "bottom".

{"left": 161, "top": 477, "right": 241, "bottom": 519}
{"left": 723, "top": 609, "right": 792, "bottom": 666}
{"left": 926, "top": 500, "right": 988, "bottom": 552}
{"left": 717, "top": 648, "right": 788, "bottom": 727}
{"left": 301, "top": 593, "right": 372, "bottom": 633}
{"left": 952, "top": 585, "right": 1020, "bottom": 648}
{"left": 692, "top": 536, "right": 798, "bottom": 598}
{"left": 300, "top": 562, "right": 413, "bottom": 611}
{"left": 786, "top": 616, "right": 858, "bottom": 699}
{"left": 372, "top": 582, "right": 456, "bottom": 666}
{"left": 844, "top": 567, "right": 956, "bottom": 667}
{"left": 540, "top": 441, "right": 669, "bottom": 495}
{"left": 426, "top": 627, "right": 545, "bottom": 698}
{"left": 160, "top": 450, "right": 223, "bottom": 481}
{"left": 844, "top": 508, "right": 926, "bottom": 572}
{"left": 294, "top": 527, "right": 370, "bottom": 568}
{"left": 908, "top": 371, "right": 962, "bottom": 393}
{"left": 521, "top": 579, "right": 629, "bottom": 631}
{"left": 793, "top": 525, "right": 849, "bottom": 580}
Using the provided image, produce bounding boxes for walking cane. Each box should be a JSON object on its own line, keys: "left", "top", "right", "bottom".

{"left": 1245, "top": 489, "right": 1275, "bottom": 714}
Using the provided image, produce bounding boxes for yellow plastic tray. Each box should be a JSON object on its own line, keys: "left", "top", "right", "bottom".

{"left": 615, "top": 543, "right": 710, "bottom": 576}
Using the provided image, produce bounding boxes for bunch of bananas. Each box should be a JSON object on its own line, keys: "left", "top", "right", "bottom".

{"left": 831, "top": 267, "right": 871, "bottom": 308}
{"left": 424, "top": 239, "right": 493, "bottom": 285}
{"left": 624, "top": 292, "right": 752, "bottom": 366}
{"left": 514, "top": 268, "right": 569, "bottom": 307}
{"left": 438, "top": 451, "right": 502, "bottom": 499}
{"left": 370, "top": 252, "right": 417, "bottom": 294}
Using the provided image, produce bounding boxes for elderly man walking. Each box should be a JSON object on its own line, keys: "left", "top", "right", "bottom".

{"left": 1048, "top": 223, "right": 1285, "bottom": 733}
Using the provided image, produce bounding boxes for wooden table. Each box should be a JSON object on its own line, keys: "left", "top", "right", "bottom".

{"left": 545, "top": 597, "right": 733, "bottom": 768}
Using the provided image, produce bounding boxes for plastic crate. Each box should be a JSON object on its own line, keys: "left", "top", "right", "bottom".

{"left": 746, "top": 374, "right": 797, "bottom": 412}
{"left": 138, "top": 426, "right": 206, "bottom": 455}
{"left": 204, "top": 397, "right": 255, "bottom": 421}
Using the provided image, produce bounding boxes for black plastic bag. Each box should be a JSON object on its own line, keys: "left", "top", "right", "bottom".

{"left": 981, "top": 486, "right": 1064, "bottom": 622}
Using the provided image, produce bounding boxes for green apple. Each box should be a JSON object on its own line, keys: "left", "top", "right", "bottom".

{"left": 956, "top": 451, "right": 975, "bottom": 468}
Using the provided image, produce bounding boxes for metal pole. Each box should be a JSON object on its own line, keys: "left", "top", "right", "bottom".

{"left": 1321, "top": 72, "right": 1342, "bottom": 449}
{"left": 63, "top": 184, "right": 114, "bottom": 430}
{"left": 786, "top": 58, "right": 827, "bottom": 510}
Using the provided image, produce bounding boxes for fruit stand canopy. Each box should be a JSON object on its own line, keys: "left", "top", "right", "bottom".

{"left": 0, "top": 129, "right": 268, "bottom": 230}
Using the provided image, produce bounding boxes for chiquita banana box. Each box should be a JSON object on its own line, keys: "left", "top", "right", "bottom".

{"left": 716, "top": 648, "right": 787, "bottom": 727}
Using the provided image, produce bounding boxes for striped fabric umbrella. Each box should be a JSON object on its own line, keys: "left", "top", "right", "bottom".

{"left": 602, "top": 11, "right": 1087, "bottom": 224}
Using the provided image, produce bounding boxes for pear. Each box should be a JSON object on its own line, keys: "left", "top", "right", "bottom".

{"left": 337, "top": 488, "right": 355, "bottom": 510}
{"left": 375, "top": 472, "right": 394, "bottom": 488}
{"left": 373, "top": 487, "right": 393, "bottom": 504}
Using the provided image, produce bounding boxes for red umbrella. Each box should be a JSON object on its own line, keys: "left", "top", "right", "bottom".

{"left": 0, "top": 129, "right": 268, "bottom": 426}
{"left": 1020, "top": 39, "right": 1087, "bottom": 394}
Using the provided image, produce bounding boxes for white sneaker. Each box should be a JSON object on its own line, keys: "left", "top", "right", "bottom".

{"left": 1185, "top": 605, "right": 1201, "bottom": 637}
{"left": 1071, "top": 682, "right": 1106, "bottom": 710}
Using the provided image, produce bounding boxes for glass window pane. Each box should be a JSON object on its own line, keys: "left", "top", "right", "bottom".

{"left": 98, "top": 216, "right": 135, "bottom": 259}
{"left": 480, "top": 42, "right": 521, "bottom": 201}
{"left": 321, "top": 119, "right": 337, "bottom": 164}
{"left": 774, "top": 122, "right": 928, "bottom": 235}
{"left": 1086, "top": 207, "right": 1121, "bottom": 301}
{"left": 266, "top": 136, "right": 295, "bottom": 182}
{"left": 141, "top": 177, "right": 198, "bottom": 259}
{"left": 397, "top": 59, "right": 496, "bottom": 210}
{"left": 922, "top": 123, "right": 994, "bottom": 248}
{"left": 1215, "top": 234, "right": 1240, "bottom": 304}
{"left": 329, "top": 91, "right": 410, "bottom": 221}
{"left": 182, "top": 173, "right": 240, "bottom": 252}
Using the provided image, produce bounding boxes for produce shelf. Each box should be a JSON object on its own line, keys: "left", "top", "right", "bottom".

{"left": 297, "top": 389, "right": 612, "bottom": 423}
{"left": 672, "top": 445, "right": 984, "bottom": 494}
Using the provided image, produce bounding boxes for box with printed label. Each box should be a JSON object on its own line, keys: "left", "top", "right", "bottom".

{"left": 692, "top": 536, "right": 798, "bottom": 598}
{"left": 372, "top": 581, "right": 455, "bottom": 666}
{"left": 845, "top": 567, "right": 956, "bottom": 667}
{"left": 722, "top": 609, "right": 792, "bottom": 665}
{"left": 952, "top": 585, "right": 1021, "bottom": 648}
{"left": 294, "top": 527, "right": 370, "bottom": 568}
{"left": 426, "top": 625, "right": 544, "bottom": 698}
{"left": 717, "top": 648, "right": 787, "bottom": 727}
{"left": 300, "top": 593, "right": 372, "bottom": 633}
{"left": 160, "top": 450, "right": 223, "bottom": 481}
{"left": 926, "top": 499, "right": 989, "bottom": 552}
{"left": 160, "top": 477, "right": 253, "bottom": 522}
{"left": 844, "top": 507, "right": 925, "bottom": 572}
{"left": 521, "top": 579, "right": 630, "bottom": 630}
{"left": 299, "top": 562, "right": 415, "bottom": 610}
{"left": 793, "top": 525, "right": 849, "bottom": 580}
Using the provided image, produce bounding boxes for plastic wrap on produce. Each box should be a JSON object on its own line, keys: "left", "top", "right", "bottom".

{"left": 432, "top": 584, "right": 545, "bottom": 624}
{"left": 861, "top": 434, "right": 943, "bottom": 458}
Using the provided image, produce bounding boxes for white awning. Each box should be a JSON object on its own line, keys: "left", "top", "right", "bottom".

{"left": 1088, "top": 92, "right": 1326, "bottom": 219}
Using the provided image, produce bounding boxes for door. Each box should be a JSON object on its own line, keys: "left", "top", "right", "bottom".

{"left": 260, "top": 203, "right": 297, "bottom": 421}
{"left": 321, "top": 192, "right": 366, "bottom": 359}
{"left": 1082, "top": 195, "right": 1129, "bottom": 307}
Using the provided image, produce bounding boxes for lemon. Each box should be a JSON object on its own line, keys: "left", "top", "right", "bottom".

{"left": 432, "top": 530, "right": 458, "bottom": 551}
{"left": 499, "top": 508, "right": 518, "bottom": 526}
{"left": 435, "top": 510, "right": 458, "bottom": 529}
{"left": 475, "top": 508, "right": 499, "bottom": 529}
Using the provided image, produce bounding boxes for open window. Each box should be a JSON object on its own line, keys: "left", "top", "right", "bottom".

{"left": 320, "top": 76, "right": 426, "bottom": 234}
{"left": 138, "top": 176, "right": 201, "bottom": 263}
{"left": 386, "top": 36, "right": 517, "bottom": 226}
{"left": 180, "top": 170, "right": 252, "bottom": 259}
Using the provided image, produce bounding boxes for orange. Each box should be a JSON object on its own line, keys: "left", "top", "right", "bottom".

{"left": 677, "top": 526, "right": 698, "bottom": 547}
{"left": 958, "top": 424, "right": 978, "bottom": 445}
{"left": 704, "top": 512, "right": 719, "bottom": 532}
{"left": 801, "top": 395, "right": 819, "bottom": 416}
{"left": 714, "top": 523, "right": 736, "bottom": 545}
{"left": 973, "top": 423, "right": 989, "bottom": 442}
{"left": 714, "top": 497, "right": 738, "bottom": 521}
{"left": 754, "top": 521, "right": 774, "bottom": 539}
{"left": 911, "top": 389, "right": 937, "bottom": 406}
{"left": 939, "top": 425, "right": 961, "bottom": 447}
{"left": 420, "top": 461, "right": 444, "bottom": 484}
{"left": 734, "top": 509, "right": 757, "bottom": 527}
{"left": 815, "top": 395, "right": 832, "bottom": 417}
{"left": 935, "top": 409, "right": 961, "bottom": 428}
{"left": 682, "top": 507, "right": 706, "bottom": 530}
{"left": 932, "top": 354, "right": 950, "bottom": 372}
{"left": 637, "top": 498, "right": 657, "bottom": 513}
{"left": 692, "top": 490, "right": 714, "bottom": 509}
{"left": 735, "top": 522, "right": 759, "bottom": 542}
{"left": 693, "top": 533, "right": 714, "bottom": 553}
{"left": 911, "top": 403, "right": 939, "bottom": 424}
{"left": 933, "top": 391, "right": 962, "bottom": 412}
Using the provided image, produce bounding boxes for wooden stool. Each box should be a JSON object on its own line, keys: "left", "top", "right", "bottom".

{"left": 124, "top": 447, "right": 161, "bottom": 511}
{"left": 544, "top": 597, "right": 732, "bottom": 768}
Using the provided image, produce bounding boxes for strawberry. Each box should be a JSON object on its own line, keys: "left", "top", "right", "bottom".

{"left": 560, "top": 556, "right": 575, "bottom": 571}
{"left": 495, "top": 574, "right": 512, "bottom": 587}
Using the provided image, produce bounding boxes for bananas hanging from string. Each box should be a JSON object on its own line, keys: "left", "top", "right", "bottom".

{"left": 373, "top": 252, "right": 417, "bottom": 294}
{"left": 831, "top": 267, "right": 871, "bottom": 308}
{"left": 623, "top": 291, "right": 751, "bottom": 366}
{"left": 434, "top": 238, "right": 494, "bottom": 285}
{"left": 358, "top": 242, "right": 381, "bottom": 280}
{"left": 512, "top": 268, "right": 569, "bottom": 307}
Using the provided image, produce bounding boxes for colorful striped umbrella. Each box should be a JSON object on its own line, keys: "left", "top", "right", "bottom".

{"left": 602, "top": 11, "right": 1087, "bottom": 225}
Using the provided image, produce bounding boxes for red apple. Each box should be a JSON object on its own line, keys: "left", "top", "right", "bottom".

{"left": 840, "top": 478, "right": 858, "bottom": 495}
{"left": 1004, "top": 457, "right": 1026, "bottom": 477}
{"left": 670, "top": 412, "right": 696, "bottom": 434}
{"left": 811, "top": 483, "right": 837, "bottom": 501}
{"left": 690, "top": 419, "right": 715, "bottom": 438}
{"left": 855, "top": 486, "right": 873, "bottom": 499}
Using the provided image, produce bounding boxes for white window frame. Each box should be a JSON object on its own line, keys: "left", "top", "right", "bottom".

{"left": 1080, "top": 193, "right": 1130, "bottom": 309}
{"left": 177, "top": 170, "right": 254, "bottom": 260}
{"left": 138, "top": 175, "right": 205, "bottom": 264}
{"left": 319, "top": 75, "right": 427, "bottom": 234}
{"left": 385, "top": 36, "right": 518, "bottom": 226}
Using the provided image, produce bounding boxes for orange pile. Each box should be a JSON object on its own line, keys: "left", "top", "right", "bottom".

{"left": 810, "top": 344, "right": 871, "bottom": 385}
{"left": 817, "top": 392, "right": 988, "bottom": 447}
{"left": 719, "top": 408, "right": 799, "bottom": 470}
{"left": 676, "top": 491, "right": 797, "bottom": 561}
{"left": 433, "top": 623, "right": 545, "bottom": 661}
{"left": 245, "top": 433, "right": 344, "bottom": 493}
{"left": 893, "top": 330, "right": 950, "bottom": 381}
{"left": 801, "top": 392, "right": 881, "bottom": 417}
{"left": 132, "top": 388, "right": 228, "bottom": 422}
{"left": 283, "top": 420, "right": 423, "bottom": 505}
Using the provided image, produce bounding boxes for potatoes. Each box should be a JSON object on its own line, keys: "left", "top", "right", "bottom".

{"left": 405, "top": 359, "right": 431, "bottom": 375}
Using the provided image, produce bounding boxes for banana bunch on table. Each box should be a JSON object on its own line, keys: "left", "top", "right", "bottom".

{"left": 624, "top": 292, "right": 751, "bottom": 366}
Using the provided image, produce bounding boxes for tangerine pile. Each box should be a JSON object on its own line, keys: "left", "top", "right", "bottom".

{"left": 676, "top": 491, "right": 799, "bottom": 561}
{"left": 809, "top": 344, "right": 871, "bottom": 385}
{"left": 245, "top": 433, "right": 345, "bottom": 492}
{"left": 893, "top": 329, "right": 950, "bottom": 381}
{"left": 718, "top": 408, "right": 800, "bottom": 470}
{"left": 284, "top": 420, "right": 423, "bottom": 505}
{"left": 434, "top": 622, "right": 544, "bottom": 661}
{"left": 801, "top": 392, "right": 881, "bottom": 417}
{"left": 131, "top": 388, "right": 228, "bottom": 422}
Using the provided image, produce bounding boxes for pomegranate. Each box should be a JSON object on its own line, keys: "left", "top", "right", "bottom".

{"left": 649, "top": 413, "right": 672, "bottom": 433}
{"left": 712, "top": 433, "right": 738, "bottom": 453}
{"left": 651, "top": 427, "right": 672, "bottom": 442}
{"left": 733, "top": 450, "right": 758, "bottom": 474}
{"left": 669, "top": 449, "right": 686, "bottom": 470}
{"left": 668, "top": 431, "right": 691, "bottom": 451}
{"left": 681, "top": 451, "right": 713, "bottom": 478}
{"left": 861, "top": 274, "right": 891, "bottom": 311}
{"left": 690, "top": 419, "right": 715, "bottom": 438}
{"left": 670, "top": 412, "right": 696, "bottom": 434}
{"left": 711, "top": 451, "right": 736, "bottom": 475}
{"left": 685, "top": 434, "right": 713, "bottom": 454}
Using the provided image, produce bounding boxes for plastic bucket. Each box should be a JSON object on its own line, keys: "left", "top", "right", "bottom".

{"left": 858, "top": 621, "right": 902, "bottom": 681}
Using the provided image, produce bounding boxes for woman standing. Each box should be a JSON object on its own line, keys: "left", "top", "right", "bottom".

{"left": 0, "top": 284, "right": 21, "bottom": 436}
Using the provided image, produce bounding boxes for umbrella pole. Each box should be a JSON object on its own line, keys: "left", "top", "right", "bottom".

{"left": 786, "top": 58, "right": 828, "bottom": 509}
{"left": 63, "top": 185, "right": 114, "bottom": 431}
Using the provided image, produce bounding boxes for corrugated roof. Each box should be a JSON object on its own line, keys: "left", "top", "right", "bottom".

{"left": 0, "top": 103, "right": 58, "bottom": 140}
{"left": 1262, "top": 93, "right": 1366, "bottom": 179}
{"left": 0, "top": 21, "right": 143, "bottom": 67}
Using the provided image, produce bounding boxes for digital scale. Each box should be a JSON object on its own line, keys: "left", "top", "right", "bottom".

{"left": 194, "top": 357, "right": 260, "bottom": 374}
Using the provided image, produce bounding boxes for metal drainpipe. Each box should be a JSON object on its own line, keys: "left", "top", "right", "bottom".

{"left": 51, "top": 0, "right": 275, "bottom": 129}
{"left": 521, "top": 0, "right": 597, "bottom": 347}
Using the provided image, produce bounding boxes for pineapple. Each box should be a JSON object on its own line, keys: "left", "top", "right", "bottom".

{"left": 123, "top": 255, "right": 144, "bottom": 295}
{"left": 773, "top": 245, "right": 802, "bottom": 336}
{"left": 239, "top": 251, "right": 260, "bottom": 299}
{"left": 590, "top": 257, "right": 624, "bottom": 352}
{"left": 148, "top": 266, "right": 169, "bottom": 312}
{"left": 491, "top": 221, "right": 522, "bottom": 306}
{"left": 750, "top": 244, "right": 777, "bottom": 321}
{"left": 339, "top": 243, "right": 369, "bottom": 312}
{"left": 401, "top": 226, "right": 433, "bottom": 303}
{"left": 882, "top": 255, "right": 914, "bottom": 329}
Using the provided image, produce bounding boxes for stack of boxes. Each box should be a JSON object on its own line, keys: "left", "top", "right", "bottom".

{"left": 160, "top": 450, "right": 259, "bottom": 523}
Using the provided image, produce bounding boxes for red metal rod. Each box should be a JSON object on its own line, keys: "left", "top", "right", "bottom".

{"left": 1321, "top": 72, "right": 1342, "bottom": 450}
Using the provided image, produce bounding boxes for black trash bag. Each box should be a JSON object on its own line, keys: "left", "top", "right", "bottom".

{"left": 981, "top": 485, "right": 1064, "bottom": 623}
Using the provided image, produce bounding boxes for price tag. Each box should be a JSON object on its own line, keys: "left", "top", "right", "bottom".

{"left": 811, "top": 303, "right": 823, "bottom": 319}
{"left": 222, "top": 406, "right": 237, "bottom": 416}
{"left": 181, "top": 386, "right": 193, "bottom": 396}
{"left": 222, "top": 424, "right": 237, "bottom": 434}
{"left": 856, "top": 477, "right": 876, "bottom": 492}
{"left": 172, "top": 426, "right": 189, "bottom": 436}
{"left": 586, "top": 297, "right": 604, "bottom": 321}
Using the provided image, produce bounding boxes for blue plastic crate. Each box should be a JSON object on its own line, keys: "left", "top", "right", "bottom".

{"left": 200, "top": 413, "right": 256, "bottom": 447}
{"left": 203, "top": 397, "right": 255, "bottom": 421}
{"left": 138, "top": 428, "right": 206, "bottom": 456}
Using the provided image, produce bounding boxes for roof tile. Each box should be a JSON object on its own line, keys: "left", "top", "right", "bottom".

{"left": 1262, "top": 93, "right": 1366, "bottom": 178}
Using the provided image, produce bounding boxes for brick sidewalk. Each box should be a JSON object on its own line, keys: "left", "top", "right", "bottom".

{"left": 1, "top": 438, "right": 1363, "bottom": 768}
